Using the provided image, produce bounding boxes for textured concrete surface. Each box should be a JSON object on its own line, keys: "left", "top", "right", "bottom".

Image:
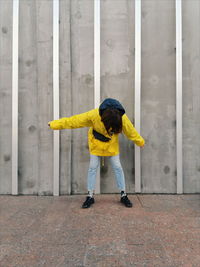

{"left": 1, "top": 0, "right": 200, "bottom": 194}
{"left": 141, "top": 0, "right": 176, "bottom": 193}
{"left": 100, "top": 0, "right": 135, "bottom": 194}
{"left": 0, "top": 0, "right": 12, "bottom": 194}
{"left": 182, "top": 0, "right": 200, "bottom": 193}
{"left": 0, "top": 195, "right": 200, "bottom": 267}
{"left": 70, "top": 0, "right": 94, "bottom": 194}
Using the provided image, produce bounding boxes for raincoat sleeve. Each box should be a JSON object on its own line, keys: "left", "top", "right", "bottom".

{"left": 49, "top": 110, "right": 94, "bottom": 130}
{"left": 122, "top": 114, "right": 145, "bottom": 147}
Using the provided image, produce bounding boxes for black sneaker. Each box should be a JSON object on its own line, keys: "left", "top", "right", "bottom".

{"left": 82, "top": 196, "right": 95, "bottom": 208}
{"left": 121, "top": 195, "right": 132, "bottom": 208}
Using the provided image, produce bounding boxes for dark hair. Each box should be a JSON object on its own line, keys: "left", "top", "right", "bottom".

{"left": 101, "top": 109, "right": 122, "bottom": 135}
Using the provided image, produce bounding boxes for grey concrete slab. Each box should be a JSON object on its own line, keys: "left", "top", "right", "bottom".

{"left": 0, "top": 0, "right": 12, "bottom": 194}
{"left": 0, "top": 195, "right": 200, "bottom": 267}
{"left": 101, "top": 0, "right": 135, "bottom": 193}
{"left": 35, "top": 0, "right": 53, "bottom": 195}
{"left": 59, "top": 0, "right": 72, "bottom": 195}
{"left": 182, "top": 0, "right": 200, "bottom": 193}
{"left": 18, "top": 0, "right": 39, "bottom": 194}
{"left": 141, "top": 0, "right": 176, "bottom": 193}
{"left": 70, "top": 0, "right": 94, "bottom": 194}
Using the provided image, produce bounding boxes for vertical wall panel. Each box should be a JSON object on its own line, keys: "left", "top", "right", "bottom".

{"left": 18, "top": 0, "right": 39, "bottom": 194}
{"left": 135, "top": 0, "right": 142, "bottom": 193}
{"left": 0, "top": 1, "right": 13, "bottom": 194}
{"left": 94, "top": 0, "right": 101, "bottom": 194}
{"left": 53, "top": 0, "right": 60, "bottom": 196}
{"left": 141, "top": 0, "right": 176, "bottom": 193}
{"left": 94, "top": 0, "right": 100, "bottom": 110}
{"left": 71, "top": 0, "right": 94, "bottom": 194}
{"left": 182, "top": 0, "right": 200, "bottom": 193}
{"left": 101, "top": 0, "right": 135, "bottom": 193}
{"left": 176, "top": 0, "right": 183, "bottom": 194}
{"left": 59, "top": 0, "right": 72, "bottom": 195}
{"left": 12, "top": 0, "right": 19, "bottom": 195}
{"left": 36, "top": 0, "right": 53, "bottom": 195}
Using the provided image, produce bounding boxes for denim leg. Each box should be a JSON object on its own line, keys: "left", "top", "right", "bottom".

{"left": 109, "top": 155, "right": 126, "bottom": 191}
{"left": 87, "top": 155, "right": 100, "bottom": 191}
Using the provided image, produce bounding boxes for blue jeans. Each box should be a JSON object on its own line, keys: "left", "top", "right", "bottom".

{"left": 87, "top": 154, "right": 126, "bottom": 192}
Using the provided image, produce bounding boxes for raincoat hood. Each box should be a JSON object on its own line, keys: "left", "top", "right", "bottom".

{"left": 99, "top": 98, "right": 125, "bottom": 116}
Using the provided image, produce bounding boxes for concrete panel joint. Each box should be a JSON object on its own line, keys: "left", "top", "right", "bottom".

{"left": 135, "top": 0, "right": 141, "bottom": 193}
{"left": 12, "top": 0, "right": 19, "bottom": 195}
{"left": 176, "top": 0, "right": 183, "bottom": 194}
{"left": 94, "top": 0, "right": 100, "bottom": 194}
{"left": 53, "top": 0, "right": 60, "bottom": 196}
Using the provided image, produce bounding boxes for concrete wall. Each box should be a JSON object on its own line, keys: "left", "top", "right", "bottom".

{"left": 100, "top": 0, "right": 135, "bottom": 193}
{"left": 0, "top": 0, "right": 13, "bottom": 194}
{"left": 182, "top": 0, "right": 200, "bottom": 193}
{"left": 0, "top": 0, "right": 199, "bottom": 195}
{"left": 141, "top": 0, "right": 176, "bottom": 193}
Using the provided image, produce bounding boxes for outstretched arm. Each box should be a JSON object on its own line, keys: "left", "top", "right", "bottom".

{"left": 48, "top": 110, "right": 94, "bottom": 130}
{"left": 122, "top": 114, "right": 145, "bottom": 147}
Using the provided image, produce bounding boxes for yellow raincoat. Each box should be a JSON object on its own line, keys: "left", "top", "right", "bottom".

{"left": 49, "top": 108, "right": 145, "bottom": 156}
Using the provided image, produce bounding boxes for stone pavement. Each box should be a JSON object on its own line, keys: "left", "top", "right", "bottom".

{"left": 0, "top": 194, "right": 200, "bottom": 267}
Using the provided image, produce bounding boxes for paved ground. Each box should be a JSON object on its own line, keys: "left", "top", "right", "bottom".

{"left": 0, "top": 194, "right": 200, "bottom": 267}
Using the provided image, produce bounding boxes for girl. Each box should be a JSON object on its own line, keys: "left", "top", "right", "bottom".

{"left": 48, "top": 98, "right": 145, "bottom": 208}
